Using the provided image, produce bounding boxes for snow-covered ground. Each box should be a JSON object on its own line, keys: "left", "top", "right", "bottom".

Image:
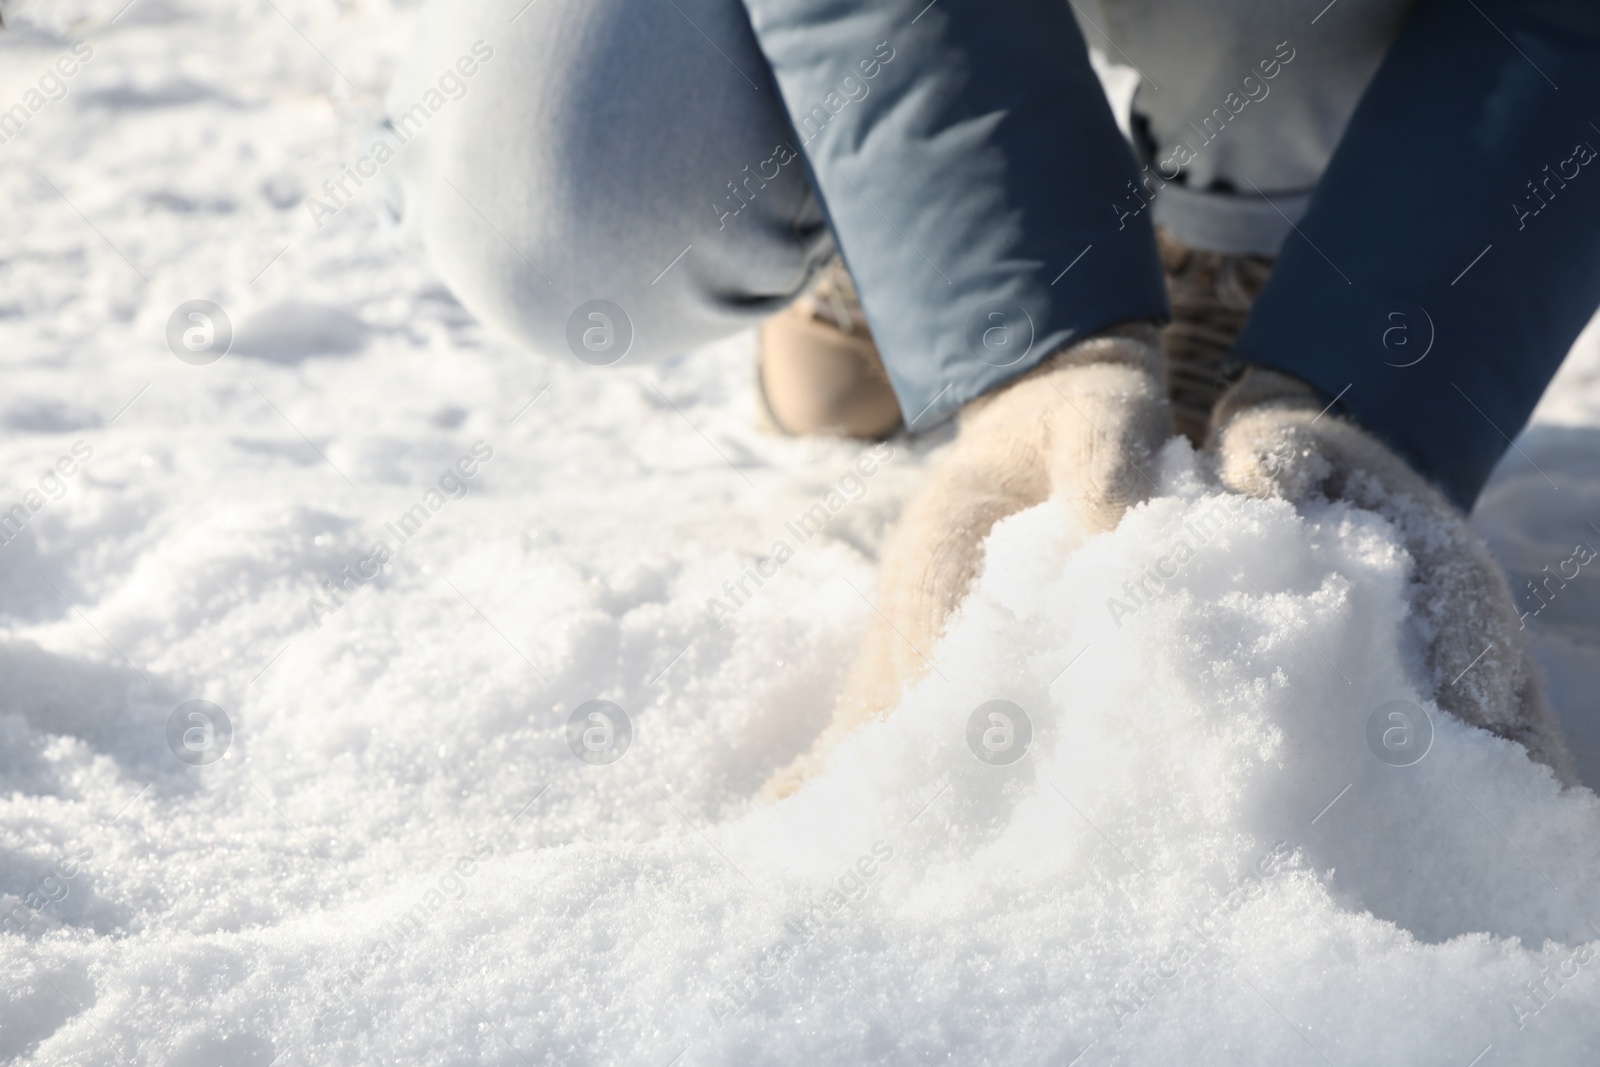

{"left": 4, "top": 1, "right": 1600, "bottom": 1063}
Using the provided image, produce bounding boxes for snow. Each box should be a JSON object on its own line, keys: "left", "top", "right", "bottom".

{"left": 4, "top": 1, "right": 1600, "bottom": 1063}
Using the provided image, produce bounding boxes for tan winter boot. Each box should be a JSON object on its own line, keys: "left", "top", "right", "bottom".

{"left": 757, "top": 257, "right": 904, "bottom": 439}
{"left": 1159, "top": 228, "right": 1275, "bottom": 445}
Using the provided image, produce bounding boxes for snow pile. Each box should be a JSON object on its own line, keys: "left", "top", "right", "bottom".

{"left": 8, "top": 441, "right": 1600, "bottom": 1065}
{"left": 4, "top": 0, "right": 1600, "bottom": 1063}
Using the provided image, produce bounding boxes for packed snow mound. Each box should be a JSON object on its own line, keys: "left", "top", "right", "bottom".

{"left": 8, "top": 442, "right": 1600, "bottom": 1065}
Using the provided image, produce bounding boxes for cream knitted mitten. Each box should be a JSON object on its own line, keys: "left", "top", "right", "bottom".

{"left": 764, "top": 323, "right": 1169, "bottom": 798}
{"left": 1211, "top": 368, "right": 1575, "bottom": 783}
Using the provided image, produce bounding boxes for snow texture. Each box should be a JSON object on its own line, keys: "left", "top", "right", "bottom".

{"left": 3, "top": 1, "right": 1600, "bottom": 1064}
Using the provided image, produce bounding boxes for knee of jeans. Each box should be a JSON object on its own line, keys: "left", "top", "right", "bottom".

{"left": 485, "top": 284, "right": 725, "bottom": 369}
{"left": 406, "top": 200, "right": 758, "bottom": 367}
{"left": 382, "top": 97, "right": 822, "bottom": 364}
{"left": 391, "top": 157, "right": 819, "bottom": 368}
{"left": 381, "top": 0, "right": 827, "bottom": 365}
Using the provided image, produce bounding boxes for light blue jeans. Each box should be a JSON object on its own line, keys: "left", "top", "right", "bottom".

{"left": 382, "top": 0, "right": 835, "bottom": 374}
